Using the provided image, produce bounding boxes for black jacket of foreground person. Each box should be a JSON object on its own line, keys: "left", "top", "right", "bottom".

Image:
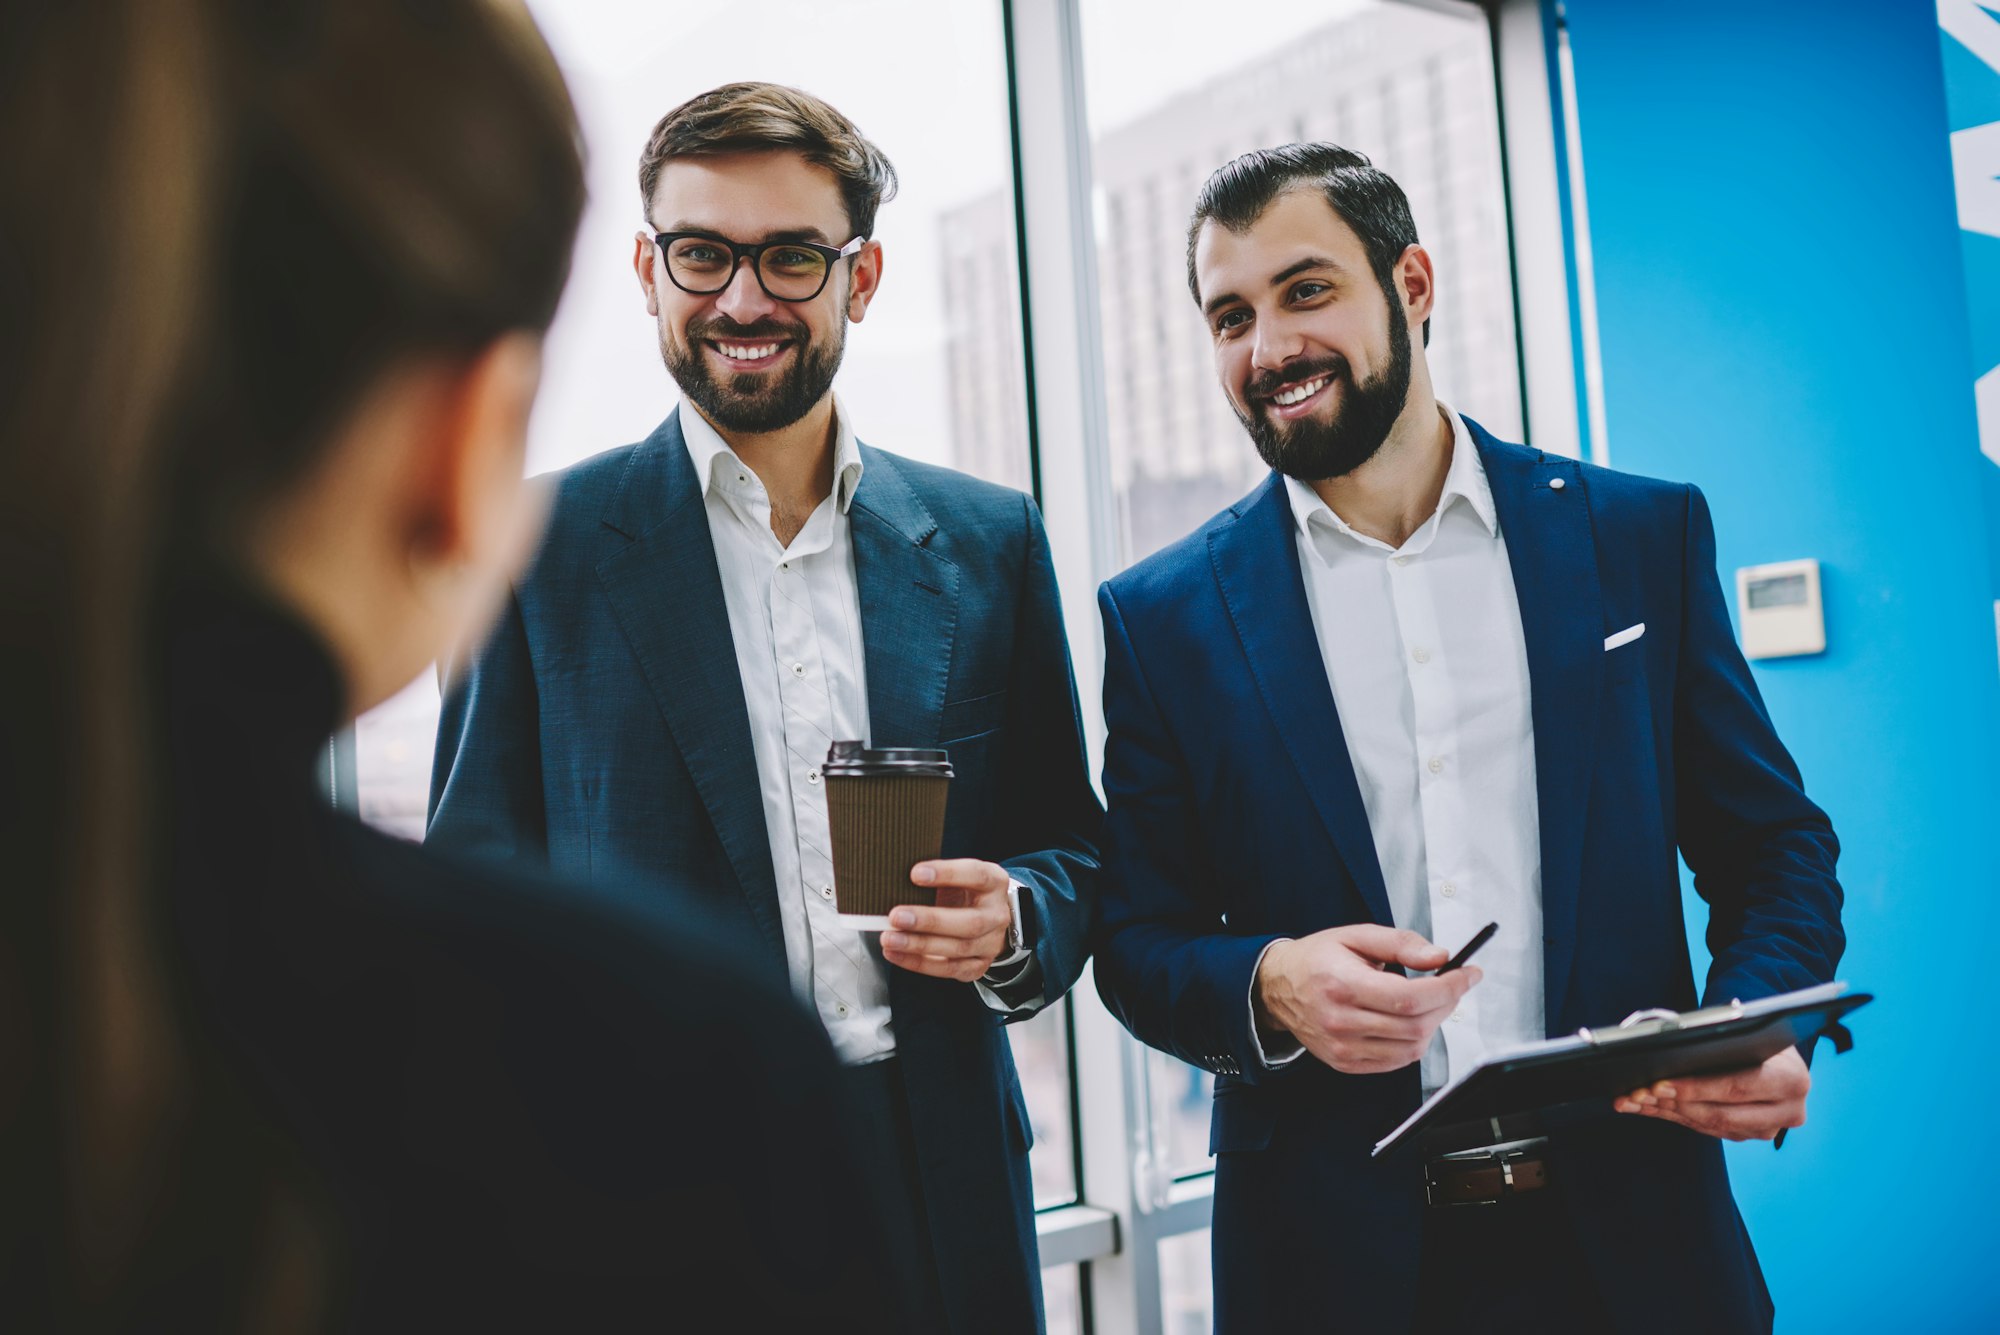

{"left": 158, "top": 581, "right": 905, "bottom": 1331}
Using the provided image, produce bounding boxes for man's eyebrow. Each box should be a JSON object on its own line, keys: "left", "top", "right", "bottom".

{"left": 654, "top": 222, "right": 833, "bottom": 244}
{"left": 1270, "top": 255, "right": 1345, "bottom": 286}
{"left": 1202, "top": 254, "right": 1348, "bottom": 317}
{"left": 1202, "top": 288, "right": 1244, "bottom": 318}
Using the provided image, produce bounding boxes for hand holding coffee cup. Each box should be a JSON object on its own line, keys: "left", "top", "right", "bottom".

{"left": 880, "top": 860, "right": 1016, "bottom": 983}
{"left": 823, "top": 741, "right": 1017, "bottom": 982}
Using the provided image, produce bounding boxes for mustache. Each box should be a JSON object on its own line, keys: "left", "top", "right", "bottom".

{"left": 687, "top": 314, "right": 804, "bottom": 343}
{"left": 1245, "top": 355, "right": 1350, "bottom": 403}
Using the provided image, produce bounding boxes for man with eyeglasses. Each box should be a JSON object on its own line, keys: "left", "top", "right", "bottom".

{"left": 426, "top": 82, "right": 1100, "bottom": 1333}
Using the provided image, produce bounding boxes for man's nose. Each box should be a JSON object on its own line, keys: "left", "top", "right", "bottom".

{"left": 712, "top": 256, "right": 780, "bottom": 325}
{"left": 1251, "top": 318, "right": 1303, "bottom": 375}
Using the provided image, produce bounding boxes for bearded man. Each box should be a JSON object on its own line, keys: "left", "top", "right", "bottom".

{"left": 1090, "top": 144, "right": 1843, "bottom": 1333}
{"left": 427, "top": 84, "right": 1101, "bottom": 1334}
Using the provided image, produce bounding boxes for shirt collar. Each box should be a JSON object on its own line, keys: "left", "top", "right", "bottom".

{"left": 678, "top": 394, "right": 865, "bottom": 515}
{"left": 1281, "top": 402, "right": 1498, "bottom": 550}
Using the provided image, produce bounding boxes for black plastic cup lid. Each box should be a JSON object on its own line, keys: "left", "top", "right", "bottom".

{"left": 823, "top": 740, "right": 954, "bottom": 778}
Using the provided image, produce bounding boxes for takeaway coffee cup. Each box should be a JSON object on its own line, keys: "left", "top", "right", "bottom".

{"left": 823, "top": 740, "right": 953, "bottom": 929}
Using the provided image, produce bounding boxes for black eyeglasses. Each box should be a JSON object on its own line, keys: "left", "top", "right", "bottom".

{"left": 649, "top": 230, "right": 865, "bottom": 302}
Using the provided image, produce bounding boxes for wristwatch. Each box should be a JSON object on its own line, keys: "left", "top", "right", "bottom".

{"left": 1003, "top": 880, "right": 1026, "bottom": 958}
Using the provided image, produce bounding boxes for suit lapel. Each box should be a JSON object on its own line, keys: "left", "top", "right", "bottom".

{"left": 592, "top": 413, "right": 786, "bottom": 964}
{"left": 1473, "top": 424, "right": 1603, "bottom": 1033}
{"left": 849, "top": 446, "right": 958, "bottom": 752}
{"left": 1209, "top": 477, "right": 1395, "bottom": 928}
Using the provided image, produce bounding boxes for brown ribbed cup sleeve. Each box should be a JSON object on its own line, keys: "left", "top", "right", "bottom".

{"left": 824, "top": 773, "right": 951, "bottom": 917}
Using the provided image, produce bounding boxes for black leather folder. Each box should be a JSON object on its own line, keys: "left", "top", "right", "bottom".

{"left": 1372, "top": 981, "right": 1872, "bottom": 1157}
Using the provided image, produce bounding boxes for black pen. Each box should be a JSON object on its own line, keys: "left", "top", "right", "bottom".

{"left": 1437, "top": 922, "right": 1498, "bottom": 974}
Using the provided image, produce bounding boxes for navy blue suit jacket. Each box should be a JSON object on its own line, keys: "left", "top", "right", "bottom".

{"left": 1093, "top": 422, "right": 1843, "bottom": 1333}
{"left": 428, "top": 412, "right": 1102, "bottom": 1334}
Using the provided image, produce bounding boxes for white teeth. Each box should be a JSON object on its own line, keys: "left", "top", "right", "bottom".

{"left": 1272, "top": 376, "right": 1328, "bottom": 407}
{"left": 716, "top": 342, "right": 780, "bottom": 361}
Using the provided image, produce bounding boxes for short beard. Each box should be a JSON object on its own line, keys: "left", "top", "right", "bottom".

{"left": 1236, "top": 295, "right": 1413, "bottom": 482}
{"left": 661, "top": 309, "right": 847, "bottom": 435}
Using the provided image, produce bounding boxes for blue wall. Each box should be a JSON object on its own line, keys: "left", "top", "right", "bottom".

{"left": 1559, "top": 1, "right": 2000, "bottom": 1329}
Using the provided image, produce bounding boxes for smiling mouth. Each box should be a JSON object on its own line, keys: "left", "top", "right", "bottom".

{"left": 1258, "top": 373, "right": 1334, "bottom": 418}
{"left": 708, "top": 340, "right": 789, "bottom": 367}
{"left": 1269, "top": 375, "right": 1329, "bottom": 406}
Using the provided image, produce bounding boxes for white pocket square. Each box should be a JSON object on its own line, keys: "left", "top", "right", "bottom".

{"left": 1604, "top": 622, "right": 1645, "bottom": 651}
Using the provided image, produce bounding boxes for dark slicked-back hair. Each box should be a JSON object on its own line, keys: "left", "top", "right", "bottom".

{"left": 639, "top": 82, "right": 898, "bottom": 240}
{"left": 1186, "top": 142, "right": 1429, "bottom": 345}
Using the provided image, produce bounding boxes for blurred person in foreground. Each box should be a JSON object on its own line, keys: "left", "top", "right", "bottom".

{"left": 428, "top": 82, "right": 1102, "bottom": 1333}
{"left": 1091, "top": 144, "right": 1845, "bottom": 1332}
{"left": 0, "top": 1, "right": 902, "bottom": 1329}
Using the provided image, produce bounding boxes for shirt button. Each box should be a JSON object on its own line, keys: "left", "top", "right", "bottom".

{"left": 835, "top": 1004, "right": 849, "bottom": 1017}
{"left": 780, "top": 561, "right": 790, "bottom": 571}
{"left": 1393, "top": 555, "right": 1410, "bottom": 567}
{"left": 1450, "top": 1011, "right": 1464, "bottom": 1023}
{"left": 820, "top": 885, "right": 835, "bottom": 900}
{"left": 737, "top": 473, "right": 749, "bottom": 484}
{"left": 1549, "top": 476, "right": 1567, "bottom": 491}
{"left": 1412, "top": 647, "right": 1431, "bottom": 664}
{"left": 1427, "top": 756, "right": 1445, "bottom": 774}
{"left": 791, "top": 662, "right": 806, "bottom": 677}
{"left": 1441, "top": 881, "right": 1457, "bottom": 898}
{"left": 806, "top": 769, "right": 821, "bottom": 784}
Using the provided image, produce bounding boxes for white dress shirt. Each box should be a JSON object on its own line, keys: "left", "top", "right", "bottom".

{"left": 1259, "top": 405, "right": 1545, "bottom": 1096}
{"left": 681, "top": 399, "right": 1036, "bottom": 1066}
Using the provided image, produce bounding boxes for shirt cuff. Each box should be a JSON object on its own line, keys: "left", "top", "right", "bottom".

{"left": 1248, "top": 937, "right": 1306, "bottom": 1069}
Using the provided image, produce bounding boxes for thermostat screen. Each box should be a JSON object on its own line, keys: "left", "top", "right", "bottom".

{"left": 1747, "top": 573, "right": 1809, "bottom": 609}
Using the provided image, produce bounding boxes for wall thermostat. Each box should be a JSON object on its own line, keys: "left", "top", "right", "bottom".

{"left": 1735, "top": 559, "right": 1824, "bottom": 660}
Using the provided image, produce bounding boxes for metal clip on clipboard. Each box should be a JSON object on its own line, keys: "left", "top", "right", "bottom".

{"left": 1576, "top": 998, "right": 1746, "bottom": 1046}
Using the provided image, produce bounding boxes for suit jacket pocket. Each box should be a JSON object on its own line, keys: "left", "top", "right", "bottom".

{"left": 938, "top": 689, "right": 1007, "bottom": 743}
{"left": 1209, "top": 1085, "right": 1279, "bottom": 1156}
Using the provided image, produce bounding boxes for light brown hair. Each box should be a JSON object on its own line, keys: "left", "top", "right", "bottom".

{"left": 638, "top": 82, "right": 898, "bottom": 239}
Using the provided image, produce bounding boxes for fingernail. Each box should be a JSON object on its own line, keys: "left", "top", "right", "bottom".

{"left": 911, "top": 865, "right": 936, "bottom": 885}
{"left": 1655, "top": 1083, "right": 1676, "bottom": 1098}
{"left": 890, "top": 909, "right": 914, "bottom": 928}
{"left": 881, "top": 933, "right": 907, "bottom": 950}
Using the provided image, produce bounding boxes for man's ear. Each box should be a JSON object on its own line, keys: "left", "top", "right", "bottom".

{"left": 845, "top": 239, "right": 885, "bottom": 323}
{"left": 1394, "top": 243, "right": 1436, "bottom": 330}
{"left": 410, "top": 333, "right": 544, "bottom": 576}
{"left": 634, "top": 231, "right": 663, "bottom": 317}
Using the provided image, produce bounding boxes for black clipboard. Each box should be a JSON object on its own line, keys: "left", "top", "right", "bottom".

{"left": 1372, "top": 981, "right": 1872, "bottom": 1157}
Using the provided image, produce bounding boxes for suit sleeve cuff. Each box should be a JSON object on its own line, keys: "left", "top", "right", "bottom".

{"left": 1248, "top": 938, "right": 1306, "bottom": 1069}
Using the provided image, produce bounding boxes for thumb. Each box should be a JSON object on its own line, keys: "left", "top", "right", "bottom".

{"left": 1341, "top": 924, "right": 1446, "bottom": 971}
